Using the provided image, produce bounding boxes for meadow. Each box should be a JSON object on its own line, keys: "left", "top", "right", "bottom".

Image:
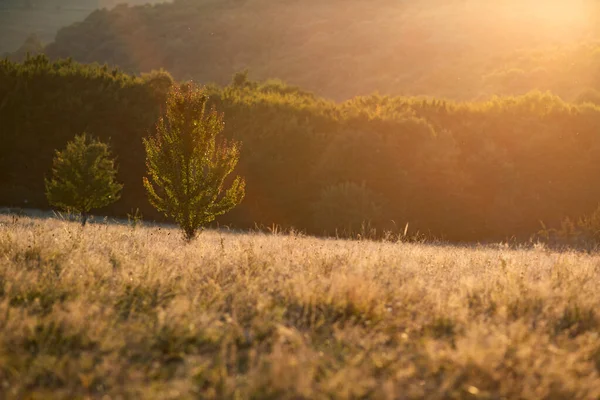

{"left": 1, "top": 214, "right": 599, "bottom": 399}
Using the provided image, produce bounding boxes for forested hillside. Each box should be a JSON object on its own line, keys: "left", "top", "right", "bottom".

{"left": 40, "top": 0, "right": 600, "bottom": 100}
{"left": 0, "top": 0, "right": 169, "bottom": 54}
{"left": 3, "top": 56, "right": 600, "bottom": 242}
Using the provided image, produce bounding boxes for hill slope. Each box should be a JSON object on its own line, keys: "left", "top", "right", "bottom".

{"left": 42, "top": 0, "right": 600, "bottom": 100}
{"left": 1, "top": 215, "right": 599, "bottom": 398}
{"left": 0, "top": 0, "right": 169, "bottom": 54}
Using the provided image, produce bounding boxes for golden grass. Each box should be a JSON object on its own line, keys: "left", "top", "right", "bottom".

{"left": 0, "top": 215, "right": 599, "bottom": 399}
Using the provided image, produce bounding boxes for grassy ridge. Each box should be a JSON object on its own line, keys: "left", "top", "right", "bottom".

{"left": 0, "top": 215, "right": 599, "bottom": 398}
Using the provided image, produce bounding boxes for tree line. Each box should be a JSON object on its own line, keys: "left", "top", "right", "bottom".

{"left": 3, "top": 55, "right": 600, "bottom": 242}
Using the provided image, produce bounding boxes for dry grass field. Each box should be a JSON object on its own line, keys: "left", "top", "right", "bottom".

{"left": 0, "top": 214, "right": 599, "bottom": 399}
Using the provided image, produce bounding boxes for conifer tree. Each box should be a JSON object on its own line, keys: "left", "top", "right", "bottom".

{"left": 143, "top": 83, "right": 245, "bottom": 240}
{"left": 45, "top": 134, "right": 123, "bottom": 226}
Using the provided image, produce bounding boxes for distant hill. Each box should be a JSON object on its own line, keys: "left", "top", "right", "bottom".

{"left": 0, "top": 0, "right": 169, "bottom": 54}
{"left": 35, "top": 0, "right": 600, "bottom": 100}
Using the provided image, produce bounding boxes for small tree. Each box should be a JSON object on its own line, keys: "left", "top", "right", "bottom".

{"left": 45, "top": 134, "right": 123, "bottom": 226}
{"left": 143, "top": 83, "right": 245, "bottom": 240}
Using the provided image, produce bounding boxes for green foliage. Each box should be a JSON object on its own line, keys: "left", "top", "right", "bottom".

{"left": 141, "top": 69, "right": 175, "bottom": 100}
{"left": 6, "top": 56, "right": 600, "bottom": 242}
{"left": 45, "top": 134, "right": 123, "bottom": 225}
{"left": 312, "top": 182, "right": 386, "bottom": 236}
{"left": 143, "top": 84, "right": 245, "bottom": 240}
{"left": 0, "top": 55, "right": 166, "bottom": 218}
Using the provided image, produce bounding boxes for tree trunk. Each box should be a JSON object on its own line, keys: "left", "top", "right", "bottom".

{"left": 183, "top": 224, "right": 196, "bottom": 241}
{"left": 81, "top": 211, "right": 88, "bottom": 227}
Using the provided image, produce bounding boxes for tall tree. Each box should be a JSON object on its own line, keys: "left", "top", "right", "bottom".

{"left": 143, "top": 83, "right": 245, "bottom": 240}
{"left": 45, "top": 134, "right": 123, "bottom": 225}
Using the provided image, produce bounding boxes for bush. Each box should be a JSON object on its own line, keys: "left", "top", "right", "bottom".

{"left": 45, "top": 134, "right": 123, "bottom": 226}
